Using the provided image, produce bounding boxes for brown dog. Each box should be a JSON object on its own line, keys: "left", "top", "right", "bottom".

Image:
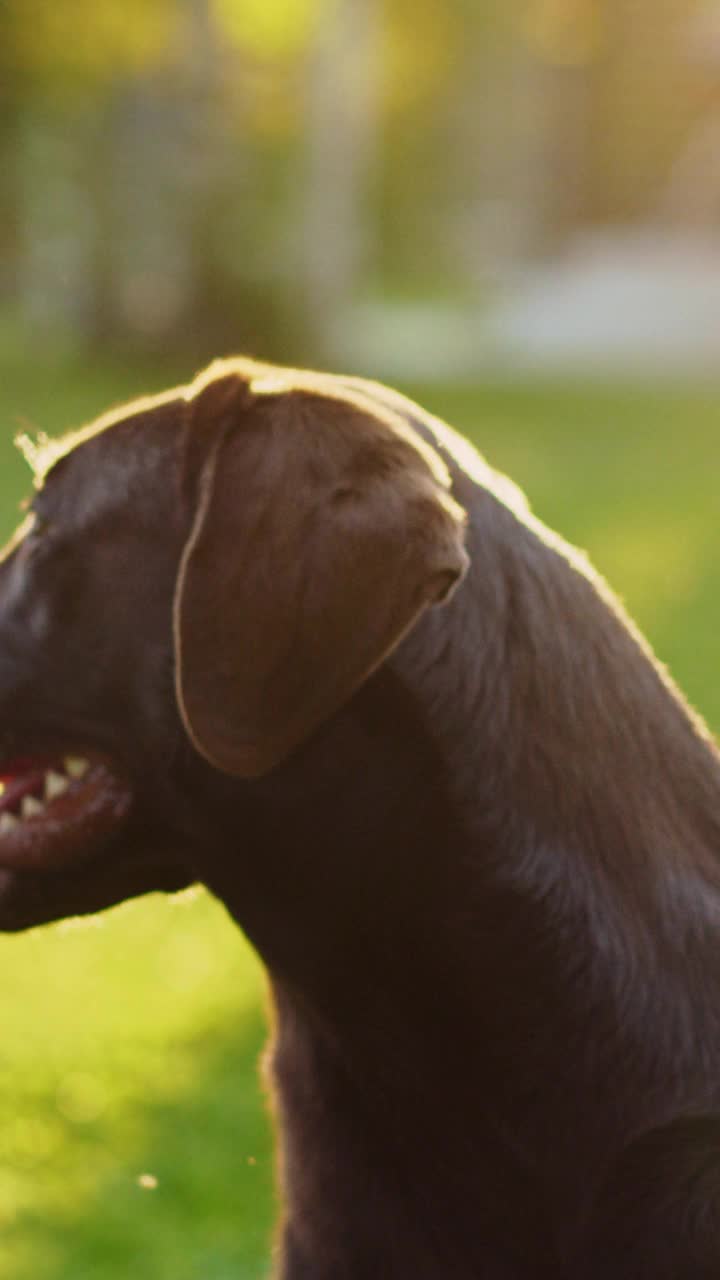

{"left": 1, "top": 358, "right": 719, "bottom": 1278}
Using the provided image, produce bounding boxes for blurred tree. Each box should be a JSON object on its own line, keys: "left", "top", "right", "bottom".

{"left": 0, "top": 37, "right": 21, "bottom": 308}
{"left": 299, "top": 0, "right": 381, "bottom": 345}
{"left": 0, "top": 0, "right": 713, "bottom": 362}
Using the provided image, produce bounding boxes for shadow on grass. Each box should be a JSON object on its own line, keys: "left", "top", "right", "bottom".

{"left": 7, "top": 1005, "right": 278, "bottom": 1280}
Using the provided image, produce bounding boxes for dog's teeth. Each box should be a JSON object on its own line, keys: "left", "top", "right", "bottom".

{"left": 45, "top": 770, "right": 70, "bottom": 801}
{"left": 64, "top": 757, "right": 89, "bottom": 779}
{"left": 21, "top": 795, "right": 44, "bottom": 820}
{"left": 0, "top": 812, "right": 19, "bottom": 832}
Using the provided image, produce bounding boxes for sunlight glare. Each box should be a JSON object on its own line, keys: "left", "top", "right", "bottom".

{"left": 212, "top": 0, "right": 324, "bottom": 58}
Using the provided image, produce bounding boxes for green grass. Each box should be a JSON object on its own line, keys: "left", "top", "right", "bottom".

{"left": 0, "top": 894, "right": 273, "bottom": 1280}
{"left": 0, "top": 355, "right": 718, "bottom": 1278}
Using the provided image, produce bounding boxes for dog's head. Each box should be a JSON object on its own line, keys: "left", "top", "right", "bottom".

{"left": 0, "top": 359, "right": 468, "bottom": 930}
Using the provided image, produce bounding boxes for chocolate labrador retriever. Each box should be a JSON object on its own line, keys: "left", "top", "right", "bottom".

{"left": 1, "top": 358, "right": 720, "bottom": 1278}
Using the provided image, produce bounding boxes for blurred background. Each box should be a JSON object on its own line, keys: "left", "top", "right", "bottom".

{"left": 1, "top": 1, "right": 719, "bottom": 1277}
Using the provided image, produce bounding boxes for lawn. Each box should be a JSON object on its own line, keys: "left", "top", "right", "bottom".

{"left": 0, "top": 354, "right": 718, "bottom": 1279}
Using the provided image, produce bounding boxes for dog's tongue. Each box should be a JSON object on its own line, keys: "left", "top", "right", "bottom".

{"left": 0, "top": 768, "right": 48, "bottom": 817}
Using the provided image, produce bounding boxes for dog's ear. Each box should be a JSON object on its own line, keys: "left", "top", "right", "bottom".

{"left": 173, "top": 369, "right": 469, "bottom": 778}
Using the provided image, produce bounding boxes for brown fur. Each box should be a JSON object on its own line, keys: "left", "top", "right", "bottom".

{"left": 175, "top": 367, "right": 468, "bottom": 776}
{"left": 0, "top": 358, "right": 720, "bottom": 1277}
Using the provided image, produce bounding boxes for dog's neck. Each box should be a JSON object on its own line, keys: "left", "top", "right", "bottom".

{"left": 412, "top": 487, "right": 720, "bottom": 885}
{"left": 197, "top": 476, "right": 720, "bottom": 990}
{"left": 190, "top": 474, "right": 720, "bottom": 1240}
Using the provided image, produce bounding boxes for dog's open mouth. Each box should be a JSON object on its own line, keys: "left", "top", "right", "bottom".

{"left": 0, "top": 751, "right": 133, "bottom": 870}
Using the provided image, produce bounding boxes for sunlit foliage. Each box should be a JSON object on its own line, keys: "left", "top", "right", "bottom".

{"left": 4, "top": 0, "right": 178, "bottom": 97}
{"left": 213, "top": 0, "right": 326, "bottom": 58}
